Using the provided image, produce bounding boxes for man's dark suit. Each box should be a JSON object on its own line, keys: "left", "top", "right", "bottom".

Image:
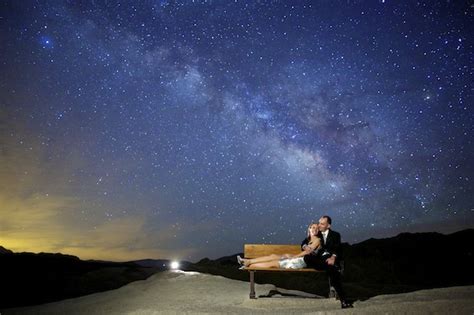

{"left": 318, "top": 229, "right": 342, "bottom": 262}
{"left": 303, "top": 229, "right": 346, "bottom": 300}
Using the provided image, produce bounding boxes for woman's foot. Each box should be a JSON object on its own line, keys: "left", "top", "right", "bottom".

{"left": 237, "top": 255, "right": 250, "bottom": 267}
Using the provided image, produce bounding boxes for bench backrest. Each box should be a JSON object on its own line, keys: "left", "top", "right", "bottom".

{"left": 244, "top": 244, "right": 302, "bottom": 258}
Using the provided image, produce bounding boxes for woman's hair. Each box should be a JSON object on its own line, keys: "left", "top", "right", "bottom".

{"left": 306, "top": 222, "right": 319, "bottom": 238}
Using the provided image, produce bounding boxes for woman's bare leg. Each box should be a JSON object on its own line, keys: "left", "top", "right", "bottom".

{"left": 245, "top": 254, "right": 281, "bottom": 265}
{"left": 248, "top": 260, "right": 280, "bottom": 268}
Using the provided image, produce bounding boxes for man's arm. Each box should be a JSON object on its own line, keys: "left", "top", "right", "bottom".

{"left": 325, "top": 231, "right": 342, "bottom": 265}
{"left": 331, "top": 231, "right": 341, "bottom": 258}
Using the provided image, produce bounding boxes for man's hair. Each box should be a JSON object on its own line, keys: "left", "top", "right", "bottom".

{"left": 321, "top": 215, "right": 332, "bottom": 225}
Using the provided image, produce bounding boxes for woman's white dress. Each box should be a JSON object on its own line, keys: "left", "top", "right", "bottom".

{"left": 278, "top": 256, "right": 307, "bottom": 269}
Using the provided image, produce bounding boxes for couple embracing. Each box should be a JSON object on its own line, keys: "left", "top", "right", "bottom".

{"left": 237, "top": 215, "right": 353, "bottom": 309}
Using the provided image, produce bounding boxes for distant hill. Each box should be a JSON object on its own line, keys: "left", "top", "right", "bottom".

{"left": 191, "top": 229, "right": 474, "bottom": 300}
{"left": 0, "top": 245, "right": 13, "bottom": 254}
{"left": 341, "top": 229, "right": 474, "bottom": 287}
{"left": 0, "top": 248, "right": 176, "bottom": 309}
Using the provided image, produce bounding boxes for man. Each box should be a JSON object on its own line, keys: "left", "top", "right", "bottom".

{"left": 303, "top": 215, "right": 353, "bottom": 309}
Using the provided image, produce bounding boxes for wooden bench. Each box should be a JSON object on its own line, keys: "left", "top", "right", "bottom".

{"left": 241, "top": 244, "right": 342, "bottom": 299}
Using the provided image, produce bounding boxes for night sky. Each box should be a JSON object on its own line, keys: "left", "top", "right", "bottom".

{"left": 1, "top": 0, "right": 473, "bottom": 262}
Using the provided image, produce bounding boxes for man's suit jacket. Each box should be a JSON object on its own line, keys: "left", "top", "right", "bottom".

{"left": 318, "top": 229, "right": 342, "bottom": 260}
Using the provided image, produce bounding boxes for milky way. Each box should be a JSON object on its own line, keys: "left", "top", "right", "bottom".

{"left": 0, "top": 0, "right": 472, "bottom": 261}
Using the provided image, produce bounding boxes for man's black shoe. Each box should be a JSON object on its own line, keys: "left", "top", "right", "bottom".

{"left": 341, "top": 300, "right": 353, "bottom": 309}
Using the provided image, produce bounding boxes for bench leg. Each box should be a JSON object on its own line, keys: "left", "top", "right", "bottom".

{"left": 249, "top": 271, "right": 256, "bottom": 299}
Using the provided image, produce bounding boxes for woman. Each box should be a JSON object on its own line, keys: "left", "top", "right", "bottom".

{"left": 237, "top": 222, "right": 321, "bottom": 269}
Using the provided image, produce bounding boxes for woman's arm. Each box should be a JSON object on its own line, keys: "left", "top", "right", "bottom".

{"left": 292, "top": 249, "right": 311, "bottom": 258}
{"left": 300, "top": 237, "right": 321, "bottom": 256}
{"left": 284, "top": 237, "right": 321, "bottom": 258}
{"left": 290, "top": 239, "right": 321, "bottom": 258}
{"left": 301, "top": 237, "right": 309, "bottom": 251}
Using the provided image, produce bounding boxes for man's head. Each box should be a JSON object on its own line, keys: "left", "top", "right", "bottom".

{"left": 318, "top": 215, "right": 332, "bottom": 232}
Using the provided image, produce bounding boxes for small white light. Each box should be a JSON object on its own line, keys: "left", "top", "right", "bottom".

{"left": 170, "top": 261, "right": 180, "bottom": 270}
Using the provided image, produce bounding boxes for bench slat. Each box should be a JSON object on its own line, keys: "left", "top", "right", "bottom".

{"left": 244, "top": 244, "right": 302, "bottom": 258}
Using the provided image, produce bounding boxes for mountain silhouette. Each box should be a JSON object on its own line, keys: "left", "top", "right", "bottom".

{"left": 0, "top": 249, "right": 175, "bottom": 309}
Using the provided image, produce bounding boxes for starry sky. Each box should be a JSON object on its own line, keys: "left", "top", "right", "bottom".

{"left": 0, "top": 0, "right": 473, "bottom": 262}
